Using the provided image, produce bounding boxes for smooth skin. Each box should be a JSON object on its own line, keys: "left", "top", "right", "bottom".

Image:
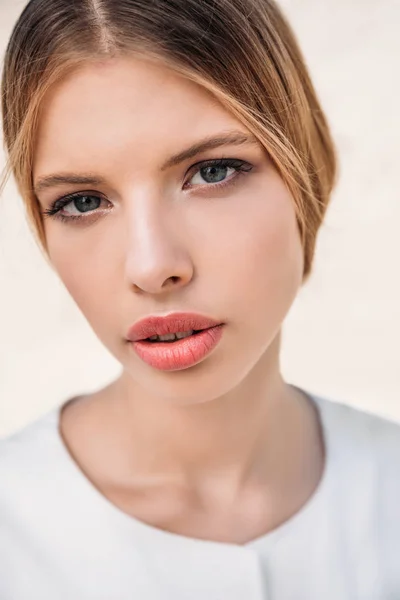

{"left": 33, "top": 56, "right": 324, "bottom": 545}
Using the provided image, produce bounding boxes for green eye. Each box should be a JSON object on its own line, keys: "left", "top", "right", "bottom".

{"left": 67, "top": 195, "right": 102, "bottom": 214}
{"left": 42, "top": 192, "right": 108, "bottom": 223}
{"left": 188, "top": 158, "right": 253, "bottom": 188}
{"left": 198, "top": 165, "right": 231, "bottom": 183}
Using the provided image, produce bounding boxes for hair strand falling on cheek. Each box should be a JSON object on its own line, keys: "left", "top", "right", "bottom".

{"left": 1, "top": 0, "right": 336, "bottom": 281}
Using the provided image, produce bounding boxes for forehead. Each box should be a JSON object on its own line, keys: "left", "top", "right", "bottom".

{"left": 34, "top": 56, "right": 248, "bottom": 176}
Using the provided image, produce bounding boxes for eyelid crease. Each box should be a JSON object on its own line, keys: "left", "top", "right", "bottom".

{"left": 160, "top": 131, "right": 258, "bottom": 171}
{"left": 42, "top": 191, "right": 108, "bottom": 218}
{"left": 41, "top": 157, "right": 254, "bottom": 223}
{"left": 34, "top": 131, "right": 259, "bottom": 194}
{"left": 185, "top": 156, "right": 251, "bottom": 174}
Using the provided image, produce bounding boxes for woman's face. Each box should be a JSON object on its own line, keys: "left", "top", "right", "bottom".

{"left": 33, "top": 56, "right": 304, "bottom": 403}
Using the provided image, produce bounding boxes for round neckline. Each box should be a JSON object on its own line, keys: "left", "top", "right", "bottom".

{"left": 46, "top": 387, "right": 334, "bottom": 552}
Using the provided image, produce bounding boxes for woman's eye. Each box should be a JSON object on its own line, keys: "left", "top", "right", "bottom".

{"left": 42, "top": 193, "right": 108, "bottom": 222}
{"left": 189, "top": 165, "right": 235, "bottom": 185}
{"left": 62, "top": 195, "right": 102, "bottom": 215}
{"left": 42, "top": 160, "right": 253, "bottom": 224}
{"left": 186, "top": 159, "right": 253, "bottom": 189}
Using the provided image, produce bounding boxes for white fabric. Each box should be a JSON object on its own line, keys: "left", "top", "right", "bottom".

{"left": 1, "top": 391, "right": 400, "bottom": 599}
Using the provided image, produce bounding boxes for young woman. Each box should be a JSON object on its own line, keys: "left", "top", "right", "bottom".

{"left": 1, "top": 0, "right": 399, "bottom": 598}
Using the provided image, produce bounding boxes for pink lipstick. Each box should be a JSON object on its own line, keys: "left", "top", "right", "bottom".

{"left": 126, "top": 312, "right": 225, "bottom": 371}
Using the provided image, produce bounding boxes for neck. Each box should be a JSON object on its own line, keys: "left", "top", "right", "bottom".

{"left": 96, "top": 332, "right": 312, "bottom": 495}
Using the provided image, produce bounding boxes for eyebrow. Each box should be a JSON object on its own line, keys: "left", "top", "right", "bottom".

{"left": 160, "top": 131, "right": 259, "bottom": 170}
{"left": 34, "top": 174, "right": 107, "bottom": 195}
{"left": 34, "top": 130, "right": 258, "bottom": 194}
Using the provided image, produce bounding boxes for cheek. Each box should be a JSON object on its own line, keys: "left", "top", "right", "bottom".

{"left": 244, "top": 200, "right": 302, "bottom": 291}
{"left": 204, "top": 179, "right": 304, "bottom": 329}
{"left": 208, "top": 182, "right": 303, "bottom": 293}
{"left": 46, "top": 231, "right": 114, "bottom": 324}
{"left": 45, "top": 175, "right": 303, "bottom": 345}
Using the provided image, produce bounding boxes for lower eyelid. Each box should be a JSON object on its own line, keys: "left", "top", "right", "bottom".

{"left": 184, "top": 164, "right": 253, "bottom": 190}
{"left": 61, "top": 195, "right": 110, "bottom": 215}
{"left": 47, "top": 164, "right": 252, "bottom": 221}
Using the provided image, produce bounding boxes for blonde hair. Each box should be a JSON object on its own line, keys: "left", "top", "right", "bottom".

{"left": 1, "top": 0, "right": 337, "bottom": 280}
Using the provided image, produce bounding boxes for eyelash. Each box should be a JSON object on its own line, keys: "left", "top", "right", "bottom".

{"left": 41, "top": 158, "right": 254, "bottom": 224}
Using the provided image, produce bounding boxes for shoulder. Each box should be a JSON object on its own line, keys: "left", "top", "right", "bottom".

{"left": 314, "top": 393, "right": 400, "bottom": 456}
{"left": 308, "top": 394, "right": 400, "bottom": 589}
{"left": 313, "top": 393, "right": 400, "bottom": 505}
{"left": 0, "top": 408, "right": 60, "bottom": 507}
{"left": 0, "top": 407, "right": 58, "bottom": 459}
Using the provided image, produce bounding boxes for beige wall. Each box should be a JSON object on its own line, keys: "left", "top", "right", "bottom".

{"left": 1, "top": 0, "right": 399, "bottom": 437}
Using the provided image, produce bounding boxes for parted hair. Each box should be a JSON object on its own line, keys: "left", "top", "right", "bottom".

{"left": 1, "top": 0, "right": 337, "bottom": 279}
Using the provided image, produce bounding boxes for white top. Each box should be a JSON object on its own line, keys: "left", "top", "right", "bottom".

{"left": 1, "top": 391, "right": 400, "bottom": 600}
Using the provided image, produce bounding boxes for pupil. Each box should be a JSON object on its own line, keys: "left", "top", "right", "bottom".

{"left": 75, "top": 196, "right": 101, "bottom": 213}
{"left": 200, "top": 166, "right": 228, "bottom": 183}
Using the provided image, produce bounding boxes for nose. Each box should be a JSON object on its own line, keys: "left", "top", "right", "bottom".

{"left": 123, "top": 195, "right": 194, "bottom": 295}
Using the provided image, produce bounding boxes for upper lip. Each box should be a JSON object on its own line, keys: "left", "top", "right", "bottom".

{"left": 126, "top": 312, "right": 223, "bottom": 342}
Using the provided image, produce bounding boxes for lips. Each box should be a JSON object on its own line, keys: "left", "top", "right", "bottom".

{"left": 126, "top": 312, "right": 223, "bottom": 343}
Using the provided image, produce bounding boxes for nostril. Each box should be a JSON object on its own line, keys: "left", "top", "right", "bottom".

{"left": 162, "top": 276, "right": 180, "bottom": 289}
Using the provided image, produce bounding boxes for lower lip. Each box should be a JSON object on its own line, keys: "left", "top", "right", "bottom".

{"left": 130, "top": 325, "right": 225, "bottom": 371}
